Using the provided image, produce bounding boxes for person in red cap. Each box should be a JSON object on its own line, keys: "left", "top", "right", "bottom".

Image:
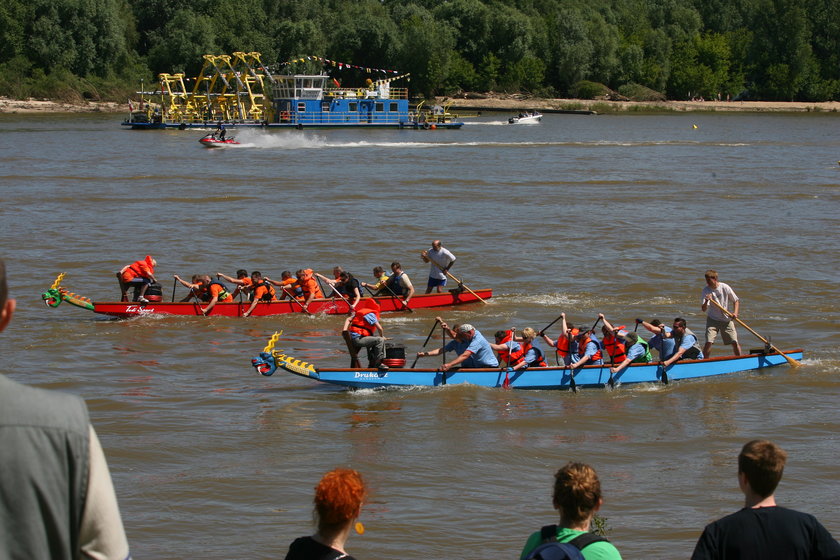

{"left": 117, "top": 255, "right": 156, "bottom": 302}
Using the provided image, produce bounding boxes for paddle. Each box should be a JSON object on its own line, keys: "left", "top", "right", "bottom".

{"left": 367, "top": 281, "right": 413, "bottom": 313}
{"left": 281, "top": 287, "right": 310, "bottom": 314}
{"left": 171, "top": 278, "right": 177, "bottom": 302}
{"left": 538, "top": 314, "right": 564, "bottom": 337}
{"left": 706, "top": 298, "right": 800, "bottom": 367}
{"left": 440, "top": 321, "right": 447, "bottom": 385}
{"left": 425, "top": 257, "right": 487, "bottom": 304}
{"left": 567, "top": 330, "right": 577, "bottom": 392}
{"left": 502, "top": 327, "right": 515, "bottom": 389}
{"left": 411, "top": 319, "right": 440, "bottom": 368}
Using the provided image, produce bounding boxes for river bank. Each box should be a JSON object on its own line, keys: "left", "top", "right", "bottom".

{"left": 2, "top": 94, "right": 839, "bottom": 115}
{"left": 441, "top": 93, "right": 840, "bottom": 114}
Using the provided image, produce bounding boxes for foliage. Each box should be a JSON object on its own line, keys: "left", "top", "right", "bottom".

{"left": 618, "top": 83, "right": 666, "bottom": 101}
{"left": 569, "top": 81, "right": 612, "bottom": 99}
{"left": 0, "top": 0, "right": 837, "bottom": 102}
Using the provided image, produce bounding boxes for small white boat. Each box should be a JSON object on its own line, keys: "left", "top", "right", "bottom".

{"left": 508, "top": 111, "right": 543, "bottom": 124}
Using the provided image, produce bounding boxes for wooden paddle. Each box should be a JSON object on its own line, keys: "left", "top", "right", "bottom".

{"left": 567, "top": 330, "right": 577, "bottom": 392}
{"left": 425, "top": 257, "right": 487, "bottom": 304}
{"left": 368, "top": 280, "right": 413, "bottom": 313}
{"left": 410, "top": 319, "right": 440, "bottom": 368}
{"left": 502, "top": 328, "right": 515, "bottom": 389}
{"left": 281, "top": 287, "right": 310, "bottom": 314}
{"left": 707, "top": 298, "right": 800, "bottom": 367}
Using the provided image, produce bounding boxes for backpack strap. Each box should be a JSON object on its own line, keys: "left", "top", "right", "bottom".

{"left": 567, "top": 532, "right": 609, "bottom": 551}
{"left": 540, "top": 524, "right": 558, "bottom": 543}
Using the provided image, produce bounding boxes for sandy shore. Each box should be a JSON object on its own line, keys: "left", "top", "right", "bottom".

{"left": 2, "top": 94, "right": 838, "bottom": 115}
{"left": 440, "top": 94, "right": 840, "bottom": 114}
{"left": 0, "top": 97, "right": 124, "bottom": 114}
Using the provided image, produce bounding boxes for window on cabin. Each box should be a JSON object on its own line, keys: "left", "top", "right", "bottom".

{"left": 375, "top": 102, "right": 384, "bottom": 112}
{"left": 349, "top": 102, "right": 358, "bottom": 112}
{"left": 297, "top": 102, "right": 306, "bottom": 112}
{"left": 390, "top": 102, "right": 398, "bottom": 112}
{"left": 322, "top": 102, "right": 330, "bottom": 112}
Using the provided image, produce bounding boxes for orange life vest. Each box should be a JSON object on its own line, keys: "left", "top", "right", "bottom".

{"left": 349, "top": 303, "right": 381, "bottom": 338}
{"left": 521, "top": 341, "right": 547, "bottom": 367}
{"left": 576, "top": 334, "right": 603, "bottom": 362}
{"left": 555, "top": 328, "right": 579, "bottom": 357}
{"left": 602, "top": 334, "right": 627, "bottom": 363}
{"left": 299, "top": 269, "right": 324, "bottom": 299}
{"left": 497, "top": 330, "right": 525, "bottom": 366}
{"left": 120, "top": 256, "right": 154, "bottom": 283}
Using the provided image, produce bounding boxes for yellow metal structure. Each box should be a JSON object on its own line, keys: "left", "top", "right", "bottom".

{"left": 157, "top": 52, "right": 274, "bottom": 124}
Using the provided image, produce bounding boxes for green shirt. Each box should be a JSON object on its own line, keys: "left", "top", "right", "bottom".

{"left": 520, "top": 526, "right": 622, "bottom": 560}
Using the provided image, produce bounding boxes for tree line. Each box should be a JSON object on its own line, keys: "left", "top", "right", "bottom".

{"left": 1, "top": 0, "right": 837, "bottom": 103}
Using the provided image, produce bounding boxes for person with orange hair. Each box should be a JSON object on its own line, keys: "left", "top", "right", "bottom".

{"left": 520, "top": 462, "right": 622, "bottom": 559}
{"left": 285, "top": 468, "right": 367, "bottom": 560}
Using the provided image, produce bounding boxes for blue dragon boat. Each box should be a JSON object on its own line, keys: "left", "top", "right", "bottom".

{"left": 251, "top": 334, "right": 803, "bottom": 390}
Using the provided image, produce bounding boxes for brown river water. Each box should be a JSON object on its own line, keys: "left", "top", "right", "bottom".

{"left": 0, "top": 111, "right": 838, "bottom": 558}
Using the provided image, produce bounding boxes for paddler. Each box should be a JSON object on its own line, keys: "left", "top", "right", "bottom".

{"left": 117, "top": 255, "right": 156, "bottom": 303}
{"left": 296, "top": 269, "right": 324, "bottom": 313}
{"left": 540, "top": 312, "right": 578, "bottom": 365}
{"left": 242, "top": 271, "right": 277, "bottom": 317}
{"left": 265, "top": 271, "right": 300, "bottom": 300}
{"left": 490, "top": 327, "right": 547, "bottom": 370}
{"left": 598, "top": 314, "right": 628, "bottom": 365}
{"left": 173, "top": 274, "right": 232, "bottom": 316}
{"left": 342, "top": 300, "right": 387, "bottom": 369}
{"left": 609, "top": 332, "right": 653, "bottom": 376}
{"left": 660, "top": 318, "right": 704, "bottom": 366}
{"left": 416, "top": 321, "right": 498, "bottom": 371}
{"left": 216, "top": 269, "right": 252, "bottom": 300}
{"left": 384, "top": 261, "right": 415, "bottom": 307}
{"left": 360, "top": 266, "right": 389, "bottom": 295}
{"left": 569, "top": 328, "right": 604, "bottom": 369}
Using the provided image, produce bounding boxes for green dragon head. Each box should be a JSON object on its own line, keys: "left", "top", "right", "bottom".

{"left": 42, "top": 273, "right": 95, "bottom": 311}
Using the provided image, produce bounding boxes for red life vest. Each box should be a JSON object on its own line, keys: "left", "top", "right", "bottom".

{"left": 577, "top": 334, "right": 603, "bottom": 362}
{"left": 602, "top": 334, "right": 627, "bottom": 363}
{"left": 349, "top": 302, "right": 381, "bottom": 338}
{"left": 555, "top": 328, "right": 579, "bottom": 357}
{"left": 521, "top": 341, "right": 547, "bottom": 367}
{"left": 497, "top": 330, "right": 525, "bottom": 366}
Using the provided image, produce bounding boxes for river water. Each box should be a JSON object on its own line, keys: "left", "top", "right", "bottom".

{"left": 0, "top": 111, "right": 838, "bottom": 558}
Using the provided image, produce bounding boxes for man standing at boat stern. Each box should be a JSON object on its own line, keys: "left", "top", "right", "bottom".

{"left": 0, "top": 258, "right": 131, "bottom": 560}
{"left": 701, "top": 270, "right": 742, "bottom": 357}
{"left": 421, "top": 240, "right": 456, "bottom": 294}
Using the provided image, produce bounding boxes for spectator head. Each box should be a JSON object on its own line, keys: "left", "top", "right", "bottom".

{"left": 314, "top": 468, "right": 367, "bottom": 533}
{"left": 738, "top": 440, "right": 787, "bottom": 498}
{"left": 552, "top": 462, "right": 603, "bottom": 524}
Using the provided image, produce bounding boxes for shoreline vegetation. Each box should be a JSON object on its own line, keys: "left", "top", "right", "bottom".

{"left": 2, "top": 95, "right": 838, "bottom": 116}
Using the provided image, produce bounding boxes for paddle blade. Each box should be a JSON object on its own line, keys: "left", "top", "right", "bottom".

{"left": 502, "top": 370, "right": 511, "bottom": 389}
{"left": 781, "top": 351, "right": 801, "bottom": 368}
{"left": 660, "top": 365, "right": 669, "bottom": 384}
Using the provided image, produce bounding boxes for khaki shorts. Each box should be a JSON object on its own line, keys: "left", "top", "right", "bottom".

{"left": 706, "top": 317, "right": 738, "bottom": 345}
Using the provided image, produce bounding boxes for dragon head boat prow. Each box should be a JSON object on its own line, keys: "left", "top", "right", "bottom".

{"left": 41, "top": 273, "right": 95, "bottom": 311}
{"left": 251, "top": 331, "right": 318, "bottom": 378}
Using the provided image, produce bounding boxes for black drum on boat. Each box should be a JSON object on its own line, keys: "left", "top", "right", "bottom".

{"left": 383, "top": 343, "right": 406, "bottom": 368}
{"left": 145, "top": 282, "right": 163, "bottom": 302}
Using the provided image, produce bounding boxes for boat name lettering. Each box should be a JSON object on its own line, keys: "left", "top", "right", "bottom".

{"left": 354, "top": 372, "right": 388, "bottom": 379}
{"left": 125, "top": 305, "right": 154, "bottom": 314}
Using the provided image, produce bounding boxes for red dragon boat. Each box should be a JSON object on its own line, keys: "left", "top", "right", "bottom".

{"left": 41, "top": 274, "right": 491, "bottom": 318}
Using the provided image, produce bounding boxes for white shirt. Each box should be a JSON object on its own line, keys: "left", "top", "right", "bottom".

{"left": 702, "top": 281, "right": 739, "bottom": 321}
{"left": 427, "top": 247, "right": 456, "bottom": 280}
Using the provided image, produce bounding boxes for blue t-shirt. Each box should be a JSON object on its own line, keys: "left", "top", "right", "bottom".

{"left": 444, "top": 329, "right": 499, "bottom": 367}
{"left": 574, "top": 340, "right": 604, "bottom": 365}
{"left": 678, "top": 332, "right": 704, "bottom": 359}
{"left": 649, "top": 326, "right": 676, "bottom": 359}
{"left": 626, "top": 342, "right": 646, "bottom": 361}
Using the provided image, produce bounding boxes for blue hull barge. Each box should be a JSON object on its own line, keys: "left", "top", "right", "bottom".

{"left": 123, "top": 52, "right": 462, "bottom": 130}
{"left": 251, "top": 341, "right": 804, "bottom": 390}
